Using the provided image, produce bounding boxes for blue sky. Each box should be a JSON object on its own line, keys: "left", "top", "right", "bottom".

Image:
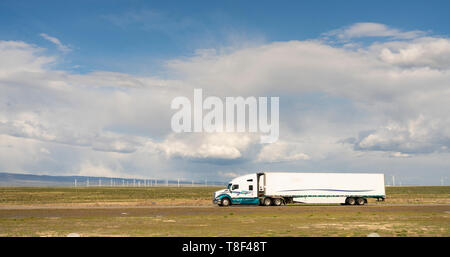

{"left": 0, "top": 1, "right": 450, "bottom": 185}
{"left": 1, "top": 0, "right": 448, "bottom": 74}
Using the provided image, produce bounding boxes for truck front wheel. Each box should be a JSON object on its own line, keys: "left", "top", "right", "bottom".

{"left": 221, "top": 198, "right": 231, "bottom": 207}
{"left": 263, "top": 197, "right": 272, "bottom": 206}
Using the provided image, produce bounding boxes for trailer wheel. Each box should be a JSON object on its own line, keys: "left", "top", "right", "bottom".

{"left": 263, "top": 197, "right": 272, "bottom": 206}
{"left": 273, "top": 198, "right": 282, "bottom": 206}
{"left": 356, "top": 197, "right": 365, "bottom": 205}
{"left": 346, "top": 197, "right": 356, "bottom": 205}
{"left": 221, "top": 197, "right": 231, "bottom": 207}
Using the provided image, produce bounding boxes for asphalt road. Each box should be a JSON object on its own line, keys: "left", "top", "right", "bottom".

{"left": 0, "top": 203, "right": 449, "bottom": 210}
{"left": 0, "top": 204, "right": 448, "bottom": 219}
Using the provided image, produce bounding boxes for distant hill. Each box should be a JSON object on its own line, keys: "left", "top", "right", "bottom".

{"left": 0, "top": 172, "right": 223, "bottom": 187}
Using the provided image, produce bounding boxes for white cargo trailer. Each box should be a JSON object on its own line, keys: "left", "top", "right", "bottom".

{"left": 213, "top": 172, "right": 385, "bottom": 206}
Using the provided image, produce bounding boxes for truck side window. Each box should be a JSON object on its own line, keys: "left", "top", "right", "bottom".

{"left": 232, "top": 184, "right": 239, "bottom": 190}
{"left": 249, "top": 185, "right": 253, "bottom": 191}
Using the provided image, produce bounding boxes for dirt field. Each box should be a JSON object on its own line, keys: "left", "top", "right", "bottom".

{"left": 0, "top": 186, "right": 448, "bottom": 237}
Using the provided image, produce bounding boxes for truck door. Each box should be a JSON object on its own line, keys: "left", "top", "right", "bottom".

{"left": 244, "top": 176, "right": 257, "bottom": 198}
{"left": 240, "top": 175, "right": 257, "bottom": 204}
{"left": 257, "top": 173, "right": 265, "bottom": 197}
{"left": 227, "top": 174, "right": 259, "bottom": 204}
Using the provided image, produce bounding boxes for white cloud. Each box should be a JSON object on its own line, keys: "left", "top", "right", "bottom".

{"left": 77, "top": 161, "right": 125, "bottom": 178}
{"left": 390, "top": 152, "right": 411, "bottom": 158}
{"left": 40, "top": 147, "right": 50, "bottom": 154}
{"left": 1, "top": 23, "right": 450, "bottom": 183}
{"left": 166, "top": 28, "right": 450, "bottom": 158}
{"left": 40, "top": 33, "right": 71, "bottom": 53}
{"left": 0, "top": 134, "right": 48, "bottom": 173}
{"left": 325, "top": 22, "right": 425, "bottom": 40}
{"left": 257, "top": 141, "right": 310, "bottom": 163}
{"left": 353, "top": 115, "right": 450, "bottom": 154}
{"left": 0, "top": 41, "right": 180, "bottom": 154}
{"left": 0, "top": 40, "right": 54, "bottom": 77}
{"left": 374, "top": 37, "right": 450, "bottom": 69}
{"left": 158, "top": 133, "right": 257, "bottom": 161}
{"left": 0, "top": 111, "right": 150, "bottom": 154}
{"left": 218, "top": 171, "right": 241, "bottom": 178}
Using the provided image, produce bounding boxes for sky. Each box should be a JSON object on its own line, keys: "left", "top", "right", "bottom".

{"left": 0, "top": 0, "right": 449, "bottom": 185}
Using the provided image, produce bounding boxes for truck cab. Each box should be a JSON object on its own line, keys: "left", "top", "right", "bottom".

{"left": 213, "top": 173, "right": 261, "bottom": 206}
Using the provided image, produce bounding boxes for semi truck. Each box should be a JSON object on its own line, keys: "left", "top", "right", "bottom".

{"left": 213, "top": 172, "right": 385, "bottom": 206}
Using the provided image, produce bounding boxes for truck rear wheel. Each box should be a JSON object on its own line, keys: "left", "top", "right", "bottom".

{"left": 356, "top": 197, "right": 366, "bottom": 205}
{"left": 346, "top": 197, "right": 356, "bottom": 205}
{"left": 273, "top": 198, "right": 282, "bottom": 206}
{"left": 221, "top": 197, "right": 231, "bottom": 207}
{"left": 263, "top": 197, "right": 272, "bottom": 206}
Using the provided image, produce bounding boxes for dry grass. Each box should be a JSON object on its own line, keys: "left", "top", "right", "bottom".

{"left": 0, "top": 205, "right": 448, "bottom": 237}
{"left": 0, "top": 186, "right": 221, "bottom": 207}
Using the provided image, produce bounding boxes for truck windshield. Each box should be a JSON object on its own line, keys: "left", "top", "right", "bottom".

{"left": 227, "top": 183, "right": 232, "bottom": 190}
